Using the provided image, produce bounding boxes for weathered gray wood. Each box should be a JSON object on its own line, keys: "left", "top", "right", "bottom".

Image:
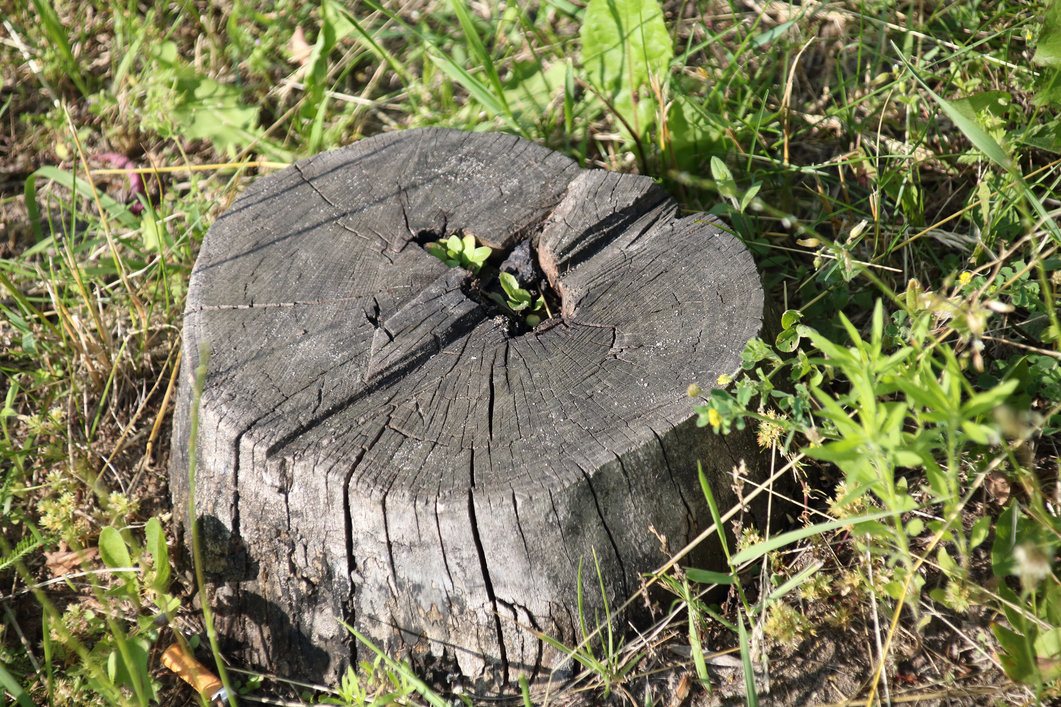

{"left": 170, "top": 128, "right": 764, "bottom": 687}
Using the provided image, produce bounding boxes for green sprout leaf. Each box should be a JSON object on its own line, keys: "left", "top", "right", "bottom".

{"left": 98, "top": 526, "right": 131, "bottom": 569}
{"left": 427, "top": 233, "right": 493, "bottom": 273}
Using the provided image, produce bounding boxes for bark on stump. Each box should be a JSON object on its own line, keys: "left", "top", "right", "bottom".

{"left": 170, "top": 128, "right": 764, "bottom": 687}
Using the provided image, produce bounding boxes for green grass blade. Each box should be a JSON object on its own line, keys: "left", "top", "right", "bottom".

{"left": 341, "top": 622, "right": 449, "bottom": 707}
{"left": 761, "top": 561, "right": 822, "bottom": 610}
{"left": 0, "top": 662, "right": 34, "bottom": 707}
{"left": 429, "top": 50, "right": 509, "bottom": 118}
{"left": 697, "top": 461, "right": 732, "bottom": 561}
{"left": 894, "top": 46, "right": 1010, "bottom": 170}
{"left": 737, "top": 614, "right": 758, "bottom": 707}
{"left": 729, "top": 509, "right": 900, "bottom": 568}
{"left": 685, "top": 567, "right": 735, "bottom": 585}
{"left": 685, "top": 579, "right": 711, "bottom": 689}
{"left": 448, "top": 0, "right": 512, "bottom": 117}
{"left": 29, "top": 0, "right": 90, "bottom": 96}
{"left": 25, "top": 166, "right": 139, "bottom": 233}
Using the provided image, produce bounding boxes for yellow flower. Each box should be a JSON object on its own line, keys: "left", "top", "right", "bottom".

{"left": 958, "top": 271, "right": 973, "bottom": 286}
{"left": 706, "top": 408, "right": 722, "bottom": 430}
{"left": 716, "top": 373, "right": 733, "bottom": 386}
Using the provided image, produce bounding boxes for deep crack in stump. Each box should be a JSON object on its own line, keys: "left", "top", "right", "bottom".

{"left": 170, "top": 128, "right": 765, "bottom": 688}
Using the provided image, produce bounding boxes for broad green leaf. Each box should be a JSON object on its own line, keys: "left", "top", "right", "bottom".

{"left": 936, "top": 547, "right": 960, "bottom": 576}
{"left": 993, "top": 623, "right": 1039, "bottom": 684}
{"left": 504, "top": 61, "right": 567, "bottom": 119}
{"left": 1034, "top": 627, "right": 1061, "bottom": 681}
{"left": 710, "top": 156, "right": 737, "bottom": 200}
{"left": 740, "top": 183, "right": 762, "bottom": 213}
{"left": 106, "top": 638, "right": 154, "bottom": 701}
{"left": 580, "top": 0, "right": 672, "bottom": 136}
{"left": 172, "top": 78, "right": 261, "bottom": 154}
{"left": 98, "top": 526, "right": 132, "bottom": 569}
{"left": 961, "top": 420, "right": 998, "bottom": 446}
{"left": 991, "top": 502, "right": 1019, "bottom": 578}
{"left": 950, "top": 91, "right": 1012, "bottom": 123}
{"left": 1033, "top": 0, "right": 1061, "bottom": 66}
{"left": 140, "top": 209, "right": 162, "bottom": 250}
{"left": 666, "top": 94, "right": 724, "bottom": 170}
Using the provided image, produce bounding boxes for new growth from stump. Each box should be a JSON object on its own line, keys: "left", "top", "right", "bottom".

{"left": 425, "top": 232, "right": 550, "bottom": 329}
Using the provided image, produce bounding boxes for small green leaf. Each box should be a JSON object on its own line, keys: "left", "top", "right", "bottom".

{"left": 775, "top": 326, "right": 800, "bottom": 353}
{"left": 780, "top": 309, "right": 802, "bottom": 330}
{"left": 739, "top": 183, "right": 761, "bottom": 213}
{"left": 98, "top": 526, "right": 132, "bottom": 569}
{"left": 145, "top": 517, "right": 170, "bottom": 592}
{"left": 525, "top": 314, "right": 541, "bottom": 327}
{"left": 446, "top": 235, "right": 463, "bottom": 253}
{"left": 969, "top": 515, "right": 991, "bottom": 550}
{"left": 499, "top": 272, "right": 519, "bottom": 298}
{"left": 937, "top": 547, "right": 960, "bottom": 577}
{"left": 710, "top": 156, "right": 737, "bottom": 200}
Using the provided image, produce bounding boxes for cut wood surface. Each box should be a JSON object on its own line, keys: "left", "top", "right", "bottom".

{"left": 170, "top": 128, "right": 764, "bottom": 687}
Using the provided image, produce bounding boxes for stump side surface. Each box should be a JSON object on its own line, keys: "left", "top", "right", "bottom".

{"left": 171, "top": 128, "right": 764, "bottom": 685}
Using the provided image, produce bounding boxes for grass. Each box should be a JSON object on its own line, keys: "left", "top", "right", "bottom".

{"left": 1, "top": 0, "right": 1060, "bottom": 704}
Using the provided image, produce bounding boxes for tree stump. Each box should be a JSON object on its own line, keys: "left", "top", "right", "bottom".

{"left": 170, "top": 128, "right": 764, "bottom": 687}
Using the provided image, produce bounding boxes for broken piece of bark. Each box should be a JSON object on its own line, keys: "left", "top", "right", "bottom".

{"left": 170, "top": 128, "right": 764, "bottom": 688}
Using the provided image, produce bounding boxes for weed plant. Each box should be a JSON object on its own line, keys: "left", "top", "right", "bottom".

{"left": 1, "top": 0, "right": 1059, "bottom": 704}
